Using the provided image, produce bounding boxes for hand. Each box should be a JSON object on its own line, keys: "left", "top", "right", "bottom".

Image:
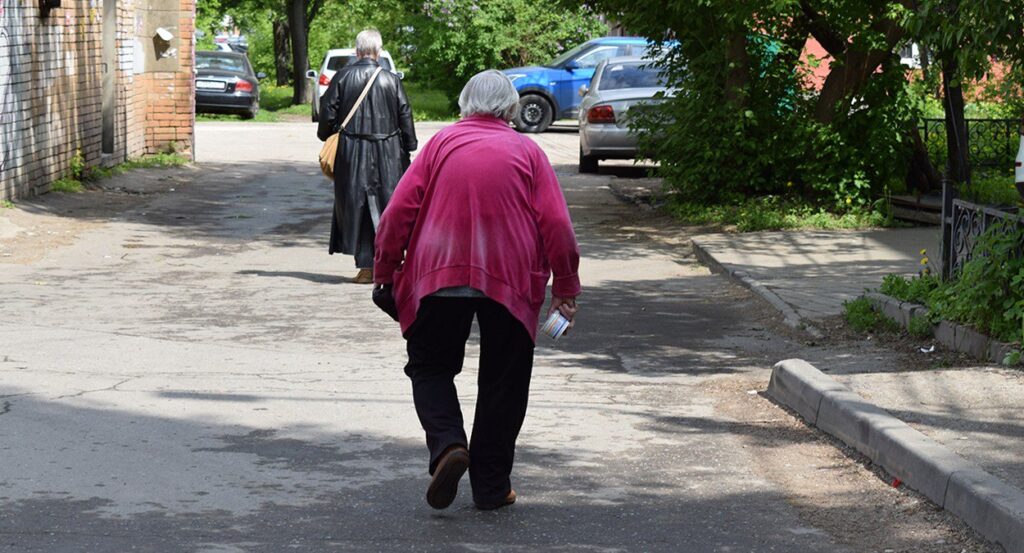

{"left": 549, "top": 296, "right": 578, "bottom": 333}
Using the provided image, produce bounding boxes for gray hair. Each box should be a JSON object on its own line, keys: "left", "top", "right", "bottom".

{"left": 355, "top": 29, "right": 382, "bottom": 57}
{"left": 458, "top": 70, "right": 521, "bottom": 122}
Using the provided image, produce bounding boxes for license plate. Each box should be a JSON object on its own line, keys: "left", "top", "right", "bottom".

{"left": 196, "top": 80, "right": 226, "bottom": 91}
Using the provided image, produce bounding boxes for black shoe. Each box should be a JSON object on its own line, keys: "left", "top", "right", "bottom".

{"left": 474, "top": 489, "right": 516, "bottom": 510}
{"left": 426, "top": 446, "right": 470, "bottom": 510}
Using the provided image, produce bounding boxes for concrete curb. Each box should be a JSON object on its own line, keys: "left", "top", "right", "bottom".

{"left": 768, "top": 359, "right": 1024, "bottom": 553}
{"left": 863, "top": 292, "right": 1017, "bottom": 364}
{"left": 691, "top": 238, "right": 823, "bottom": 338}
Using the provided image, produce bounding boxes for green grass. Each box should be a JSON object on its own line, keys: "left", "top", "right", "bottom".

{"left": 1, "top": 199, "right": 13, "bottom": 208}
{"left": 88, "top": 153, "right": 190, "bottom": 180}
{"left": 909, "top": 315, "right": 934, "bottom": 338}
{"left": 405, "top": 82, "right": 458, "bottom": 121}
{"left": 50, "top": 178, "right": 84, "bottom": 193}
{"left": 48, "top": 153, "right": 190, "bottom": 194}
{"left": 964, "top": 172, "right": 1023, "bottom": 207}
{"left": 197, "top": 82, "right": 457, "bottom": 123}
{"left": 843, "top": 297, "right": 899, "bottom": 333}
{"left": 667, "top": 195, "right": 892, "bottom": 232}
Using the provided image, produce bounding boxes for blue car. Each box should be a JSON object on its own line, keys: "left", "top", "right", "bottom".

{"left": 503, "top": 36, "right": 651, "bottom": 133}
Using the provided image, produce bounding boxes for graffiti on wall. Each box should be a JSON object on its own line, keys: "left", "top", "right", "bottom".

{"left": 0, "top": 1, "right": 12, "bottom": 173}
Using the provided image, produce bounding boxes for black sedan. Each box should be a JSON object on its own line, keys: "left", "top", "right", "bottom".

{"left": 195, "top": 51, "right": 266, "bottom": 119}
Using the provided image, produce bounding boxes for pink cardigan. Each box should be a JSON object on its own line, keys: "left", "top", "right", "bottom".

{"left": 374, "top": 115, "right": 581, "bottom": 341}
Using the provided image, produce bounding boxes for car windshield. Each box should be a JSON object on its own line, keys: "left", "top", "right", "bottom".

{"left": 327, "top": 56, "right": 393, "bottom": 71}
{"left": 546, "top": 43, "right": 590, "bottom": 68}
{"left": 196, "top": 54, "right": 248, "bottom": 73}
{"left": 598, "top": 62, "right": 664, "bottom": 90}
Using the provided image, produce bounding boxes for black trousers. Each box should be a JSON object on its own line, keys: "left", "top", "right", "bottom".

{"left": 354, "top": 204, "right": 375, "bottom": 269}
{"left": 404, "top": 296, "right": 535, "bottom": 504}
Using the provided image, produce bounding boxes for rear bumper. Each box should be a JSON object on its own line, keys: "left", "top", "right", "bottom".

{"left": 196, "top": 92, "right": 257, "bottom": 112}
{"left": 580, "top": 124, "right": 638, "bottom": 158}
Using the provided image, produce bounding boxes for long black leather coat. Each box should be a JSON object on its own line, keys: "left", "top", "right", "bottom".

{"left": 317, "top": 57, "right": 417, "bottom": 256}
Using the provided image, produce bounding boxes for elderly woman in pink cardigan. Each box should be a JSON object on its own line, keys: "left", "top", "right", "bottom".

{"left": 373, "top": 69, "right": 581, "bottom": 511}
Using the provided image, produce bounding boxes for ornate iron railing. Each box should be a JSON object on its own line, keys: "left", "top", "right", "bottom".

{"left": 921, "top": 118, "right": 1019, "bottom": 177}
{"left": 942, "top": 197, "right": 1024, "bottom": 276}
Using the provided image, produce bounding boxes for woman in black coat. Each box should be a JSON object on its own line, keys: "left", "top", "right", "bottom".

{"left": 317, "top": 29, "right": 417, "bottom": 283}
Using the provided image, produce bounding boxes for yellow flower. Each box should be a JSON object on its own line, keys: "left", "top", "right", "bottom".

{"left": 845, "top": 197, "right": 852, "bottom": 205}
{"left": 786, "top": 181, "right": 794, "bottom": 188}
{"left": 920, "top": 257, "right": 929, "bottom": 265}
{"left": 919, "top": 249, "right": 927, "bottom": 256}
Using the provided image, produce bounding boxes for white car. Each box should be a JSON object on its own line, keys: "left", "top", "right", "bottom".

{"left": 306, "top": 48, "right": 402, "bottom": 122}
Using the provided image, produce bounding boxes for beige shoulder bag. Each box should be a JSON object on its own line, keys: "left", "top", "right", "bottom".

{"left": 319, "top": 66, "right": 384, "bottom": 180}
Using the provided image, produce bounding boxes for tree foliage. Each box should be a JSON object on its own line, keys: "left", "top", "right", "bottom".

{"left": 400, "top": 0, "right": 605, "bottom": 101}
{"left": 584, "top": 0, "right": 1024, "bottom": 208}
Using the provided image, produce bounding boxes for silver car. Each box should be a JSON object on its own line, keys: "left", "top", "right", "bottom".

{"left": 577, "top": 56, "right": 669, "bottom": 173}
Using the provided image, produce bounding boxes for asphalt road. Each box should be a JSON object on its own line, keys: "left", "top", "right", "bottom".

{"left": 0, "top": 121, "right": 996, "bottom": 552}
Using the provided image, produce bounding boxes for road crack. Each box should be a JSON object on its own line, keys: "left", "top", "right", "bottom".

{"left": 54, "top": 378, "right": 133, "bottom": 400}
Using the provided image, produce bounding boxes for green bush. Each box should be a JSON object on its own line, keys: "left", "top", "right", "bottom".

{"left": 929, "top": 221, "right": 1024, "bottom": 344}
{"left": 630, "top": 19, "right": 916, "bottom": 212}
{"left": 879, "top": 273, "right": 940, "bottom": 305}
{"left": 879, "top": 224, "right": 1024, "bottom": 347}
{"left": 844, "top": 298, "right": 897, "bottom": 333}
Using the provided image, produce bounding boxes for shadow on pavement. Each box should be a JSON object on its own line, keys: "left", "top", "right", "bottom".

{"left": 237, "top": 270, "right": 346, "bottom": 285}
{"left": 0, "top": 389, "right": 951, "bottom": 553}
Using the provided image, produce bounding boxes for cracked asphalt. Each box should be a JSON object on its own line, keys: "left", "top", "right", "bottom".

{"left": 0, "top": 121, "right": 1000, "bottom": 552}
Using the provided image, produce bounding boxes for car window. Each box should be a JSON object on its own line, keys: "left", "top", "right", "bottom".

{"left": 598, "top": 63, "right": 664, "bottom": 90}
{"left": 574, "top": 46, "right": 621, "bottom": 68}
{"left": 196, "top": 54, "right": 248, "bottom": 73}
{"left": 547, "top": 43, "right": 590, "bottom": 67}
{"left": 327, "top": 56, "right": 393, "bottom": 71}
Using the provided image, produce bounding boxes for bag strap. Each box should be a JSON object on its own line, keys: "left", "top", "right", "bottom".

{"left": 340, "top": 66, "right": 383, "bottom": 132}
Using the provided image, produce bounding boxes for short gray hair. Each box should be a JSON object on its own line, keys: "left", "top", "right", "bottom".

{"left": 355, "top": 29, "right": 382, "bottom": 57}
{"left": 458, "top": 70, "right": 521, "bottom": 122}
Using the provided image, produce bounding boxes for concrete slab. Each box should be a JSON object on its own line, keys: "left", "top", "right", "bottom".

{"left": 692, "top": 228, "right": 941, "bottom": 324}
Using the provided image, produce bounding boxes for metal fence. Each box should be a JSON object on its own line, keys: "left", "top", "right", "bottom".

{"left": 942, "top": 193, "right": 1024, "bottom": 279}
{"left": 921, "top": 118, "right": 1019, "bottom": 179}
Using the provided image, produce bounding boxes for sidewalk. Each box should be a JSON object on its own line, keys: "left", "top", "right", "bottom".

{"left": 692, "top": 228, "right": 942, "bottom": 327}
{"left": 693, "top": 226, "right": 1024, "bottom": 550}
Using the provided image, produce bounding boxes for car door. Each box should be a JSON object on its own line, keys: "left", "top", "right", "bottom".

{"left": 554, "top": 45, "right": 627, "bottom": 118}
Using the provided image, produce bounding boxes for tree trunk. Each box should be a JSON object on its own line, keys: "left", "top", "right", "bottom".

{"left": 942, "top": 57, "right": 969, "bottom": 185}
{"left": 723, "top": 32, "right": 749, "bottom": 108}
{"left": 273, "top": 18, "right": 291, "bottom": 86}
{"left": 811, "top": 0, "right": 912, "bottom": 124}
{"left": 288, "top": 0, "right": 310, "bottom": 105}
{"left": 906, "top": 121, "right": 942, "bottom": 193}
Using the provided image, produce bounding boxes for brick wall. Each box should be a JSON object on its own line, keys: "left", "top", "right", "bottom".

{"left": 0, "top": 0, "right": 194, "bottom": 201}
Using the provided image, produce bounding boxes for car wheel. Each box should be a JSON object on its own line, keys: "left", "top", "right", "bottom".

{"left": 578, "top": 146, "right": 598, "bottom": 174}
{"left": 244, "top": 101, "right": 259, "bottom": 120}
{"left": 311, "top": 101, "right": 319, "bottom": 122}
{"left": 514, "top": 94, "right": 553, "bottom": 133}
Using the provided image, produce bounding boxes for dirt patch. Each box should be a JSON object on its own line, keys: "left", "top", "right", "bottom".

{"left": 0, "top": 167, "right": 190, "bottom": 264}
{"left": 817, "top": 313, "right": 984, "bottom": 372}
{"left": 706, "top": 374, "right": 1000, "bottom": 553}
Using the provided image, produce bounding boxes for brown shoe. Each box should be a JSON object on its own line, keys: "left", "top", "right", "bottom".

{"left": 351, "top": 268, "right": 373, "bottom": 284}
{"left": 426, "top": 446, "right": 470, "bottom": 510}
{"left": 474, "top": 489, "right": 516, "bottom": 510}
